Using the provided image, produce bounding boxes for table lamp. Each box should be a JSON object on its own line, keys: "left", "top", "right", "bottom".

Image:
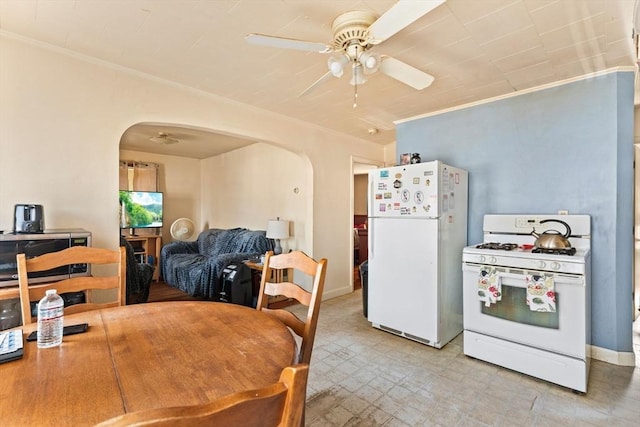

{"left": 266, "top": 218, "right": 289, "bottom": 255}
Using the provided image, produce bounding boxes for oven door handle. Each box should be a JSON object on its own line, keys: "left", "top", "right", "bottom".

{"left": 463, "top": 264, "right": 585, "bottom": 288}
{"left": 498, "top": 270, "right": 584, "bottom": 288}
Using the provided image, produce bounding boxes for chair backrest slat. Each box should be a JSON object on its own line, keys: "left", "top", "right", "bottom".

{"left": 17, "top": 246, "right": 126, "bottom": 325}
{"left": 264, "top": 281, "right": 312, "bottom": 306}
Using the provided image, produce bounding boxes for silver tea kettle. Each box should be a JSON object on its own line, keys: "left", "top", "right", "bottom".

{"left": 531, "top": 219, "right": 572, "bottom": 249}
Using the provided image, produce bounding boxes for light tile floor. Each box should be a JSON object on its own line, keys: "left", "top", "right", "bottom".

{"left": 294, "top": 291, "right": 640, "bottom": 426}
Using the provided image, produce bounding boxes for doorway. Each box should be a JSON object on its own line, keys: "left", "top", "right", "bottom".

{"left": 352, "top": 157, "right": 383, "bottom": 292}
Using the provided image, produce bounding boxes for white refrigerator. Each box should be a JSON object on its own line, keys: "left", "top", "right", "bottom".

{"left": 367, "top": 160, "right": 468, "bottom": 348}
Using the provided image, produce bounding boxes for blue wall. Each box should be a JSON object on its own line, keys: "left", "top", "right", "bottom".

{"left": 396, "top": 71, "right": 635, "bottom": 353}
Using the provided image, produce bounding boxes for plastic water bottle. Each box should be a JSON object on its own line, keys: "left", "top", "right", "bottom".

{"left": 37, "top": 289, "right": 64, "bottom": 348}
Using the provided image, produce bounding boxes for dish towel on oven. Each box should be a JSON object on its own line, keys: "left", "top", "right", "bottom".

{"left": 526, "top": 274, "right": 556, "bottom": 312}
{"left": 478, "top": 267, "right": 500, "bottom": 307}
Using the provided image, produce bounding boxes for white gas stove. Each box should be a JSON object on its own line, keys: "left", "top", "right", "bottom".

{"left": 462, "top": 214, "right": 591, "bottom": 392}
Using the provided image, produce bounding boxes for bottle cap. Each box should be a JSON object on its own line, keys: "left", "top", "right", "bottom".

{"left": 45, "top": 289, "right": 57, "bottom": 295}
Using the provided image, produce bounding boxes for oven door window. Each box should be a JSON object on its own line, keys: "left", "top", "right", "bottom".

{"left": 481, "top": 284, "right": 559, "bottom": 329}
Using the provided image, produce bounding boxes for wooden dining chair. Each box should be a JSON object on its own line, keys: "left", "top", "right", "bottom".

{"left": 17, "top": 246, "right": 126, "bottom": 325}
{"left": 256, "top": 250, "right": 328, "bottom": 365}
{"left": 95, "top": 364, "right": 309, "bottom": 427}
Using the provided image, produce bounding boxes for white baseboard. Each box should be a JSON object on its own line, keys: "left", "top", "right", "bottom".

{"left": 590, "top": 345, "right": 636, "bottom": 366}
{"left": 323, "top": 285, "right": 353, "bottom": 301}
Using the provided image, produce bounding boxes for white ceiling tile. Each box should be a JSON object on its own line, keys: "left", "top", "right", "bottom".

{"left": 463, "top": 1, "right": 534, "bottom": 43}
{"left": 538, "top": 13, "right": 609, "bottom": 51}
{"left": 522, "top": 0, "right": 560, "bottom": 13}
{"left": 469, "top": 80, "right": 517, "bottom": 99}
{"left": 446, "top": 0, "right": 519, "bottom": 25}
{"left": 504, "top": 60, "right": 555, "bottom": 89}
{"left": 547, "top": 36, "right": 607, "bottom": 65}
{"left": 493, "top": 45, "right": 550, "bottom": 73}
{"left": 529, "top": 0, "right": 604, "bottom": 34}
{"left": 604, "top": 38, "right": 637, "bottom": 63}
{"left": 446, "top": 54, "right": 505, "bottom": 85}
{"left": 552, "top": 53, "right": 608, "bottom": 79}
{"left": 479, "top": 25, "right": 542, "bottom": 62}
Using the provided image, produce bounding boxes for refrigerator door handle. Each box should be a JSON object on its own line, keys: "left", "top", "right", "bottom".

{"left": 368, "top": 178, "right": 375, "bottom": 216}
{"left": 368, "top": 177, "right": 374, "bottom": 260}
{"left": 369, "top": 219, "right": 373, "bottom": 259}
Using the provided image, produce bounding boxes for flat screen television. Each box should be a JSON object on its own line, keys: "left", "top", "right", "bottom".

{"left": 119, "top": 191, "right": 163, "bottom": 229}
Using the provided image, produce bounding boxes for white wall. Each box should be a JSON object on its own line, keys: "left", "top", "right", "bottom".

{"left": 201, "top": 143, "right": 309, "bottom": 253}
{"left": 0, "top": 35, "right": 385, "bottom": 299}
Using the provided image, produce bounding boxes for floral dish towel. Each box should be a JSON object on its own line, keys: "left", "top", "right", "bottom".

{"left": 526, "top": 274, "right": 556, "bottom": 312}
{"left": 478, "top": 267, "right": 501, "bottom": 307}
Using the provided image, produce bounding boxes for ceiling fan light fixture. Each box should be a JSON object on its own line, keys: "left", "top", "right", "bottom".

{"left": 328, "top": 57, "right": 344, "bottom": 77}
{"left": 359, "top": 52, "right": 380, "bottom": 74}
{"left": 328, "top": 54, "right": 350, "bottom": 78}
{"left": 350, "top": 63, "right": 367, "bottom": 86}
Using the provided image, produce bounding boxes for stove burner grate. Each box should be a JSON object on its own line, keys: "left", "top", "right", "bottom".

{"left": 475, "top": 243, "right": 518, "bottom": 251}
{"left": 532, "top": 247, "right": 577, "bottom": 256}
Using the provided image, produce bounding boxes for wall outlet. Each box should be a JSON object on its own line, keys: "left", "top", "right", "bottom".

{"left": 558, "top": 210, "right": 569, "bottom": 215}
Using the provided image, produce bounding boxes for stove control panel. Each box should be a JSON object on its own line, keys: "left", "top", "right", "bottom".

{"left": 515, "top": 217, "right": 540, "bottom": 228}
{"left": 478, "top": 255, "right": 498, "bottom": 264}
{"left": 462, "top": 250, "right": 587, "bottom": 275}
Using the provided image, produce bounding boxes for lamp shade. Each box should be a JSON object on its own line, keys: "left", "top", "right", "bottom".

{"left": 266, "top": 219, "right": 290, "bottom": 240}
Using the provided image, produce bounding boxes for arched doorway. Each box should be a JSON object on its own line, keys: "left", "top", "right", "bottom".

{"left": 118, "top": 122, "right": 313, "bottom": 266}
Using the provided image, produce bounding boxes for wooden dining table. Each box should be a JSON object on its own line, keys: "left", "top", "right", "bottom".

{"left": 0, "top": 301, "right": 296, "bottom": 426}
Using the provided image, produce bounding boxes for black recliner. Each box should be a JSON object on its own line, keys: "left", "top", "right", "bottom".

{"left": 120, "top": 236, "right": 154, "bottom": 304}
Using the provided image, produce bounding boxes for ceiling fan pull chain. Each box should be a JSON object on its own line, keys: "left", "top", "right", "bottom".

{"left": 353, "top": 62, "right": 359, "bottom": 108}
{"left": 353, "top": 84, "right": 358, "bottom": 108}
{"left": 353, "top": 45, "right": 359, "bottom": 108}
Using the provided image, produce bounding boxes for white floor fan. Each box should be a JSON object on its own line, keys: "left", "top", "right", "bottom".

{"left": 170, "top": 218, "right": 196, "bottom": 241}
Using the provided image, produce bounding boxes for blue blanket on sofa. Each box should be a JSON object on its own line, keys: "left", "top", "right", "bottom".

{"left": 160, "top": 228, "right": 273, "bottom": 299}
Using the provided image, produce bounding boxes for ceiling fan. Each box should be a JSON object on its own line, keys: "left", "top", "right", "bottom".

{"left": 148, "top": 132, "right": 179, "bottom": 145}
{"left": 245, "top": 0, "right": 445, "bottom": 106}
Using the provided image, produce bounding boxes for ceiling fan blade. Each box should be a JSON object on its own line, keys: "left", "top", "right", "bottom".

{"left": 379, "top": 56, "right": 435, "bottom": 90}
{"left": 299, "top": 71, "right": 334, "bottom": 97}
{"left": 367, "top": 0, "right": 446, "bottom": 45}
{"left": 245, "top": 33, "right": 332, "bottom": 53}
